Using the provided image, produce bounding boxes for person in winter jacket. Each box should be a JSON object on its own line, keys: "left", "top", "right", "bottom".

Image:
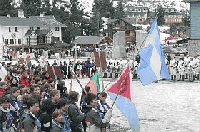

{"left": 57, "top": 99, "right": 71, "bottom": 132}
{"left": 97, "top": 92, "right": 110, "bottom": 116}
{"left": 19, "top": 73, "right": 29, "bottom": 87}
{"left": 0, "top": 96, "right": 15, "bottom": 132}
{"left": 20, "top": 97, "right": 40, "bottom": 132}
{"left": 50, "top": 109, "right": 65, "bottom": 132}
{"left": 0, "top": 81, "right": 7, "bottom": 97}
{"left": 85, "top": 93, "right": 112, "bottom": 132}
{"left": 68, "top": 91, "right": 85, "bottom": 132}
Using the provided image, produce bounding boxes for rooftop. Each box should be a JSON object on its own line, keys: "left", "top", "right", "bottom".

{"left": 73, "top": 36, "right": 106, "bottom": 45}
{"left": 0, "top": 15, "right": 66, "bottom": 27}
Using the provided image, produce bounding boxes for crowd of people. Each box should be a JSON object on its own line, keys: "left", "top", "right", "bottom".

{"left": 0, "top": 59, "right": 113, "bottom": 132}
{"left": 167, "top": 54, "right": 200, "bottom": 81}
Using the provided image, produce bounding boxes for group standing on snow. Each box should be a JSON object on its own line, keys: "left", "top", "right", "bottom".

{"left": 0, "top": 59, "right": 113, "bottom": 132}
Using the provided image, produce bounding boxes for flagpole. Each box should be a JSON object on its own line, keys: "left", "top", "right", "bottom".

{"left": 98, "top": 51, "right": 104, "bottom": 92}
{"left": 110, "top": 66, "right": 130, "bottom": 108}
{"left": 72, "top": 43, "right": 77, "bottom": 78}
{"left": 71, "top": 70, "right": 87, "bottom": 93}
{"left": 111, "top": 90, "right": 121, "bottom": 108}
{"left": 52, "top": 66, "right": 57, "bottom": 80}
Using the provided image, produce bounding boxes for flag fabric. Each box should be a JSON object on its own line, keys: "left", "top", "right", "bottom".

{"left": 86, "top": 71, "right": 100, "bottom": 95}
{"left": 137, "top": 19, "right": 170, "bottom": 85}
{"left": 107, "top": 65, "right": 140, "bottom": 132}
{"left": 107, "top": 65, "right": 131, "bottom": 100}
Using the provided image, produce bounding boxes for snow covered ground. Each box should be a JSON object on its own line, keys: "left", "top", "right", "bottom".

{"left": 1, "top": 58, "right": 200, "bottom": 132}
{"left": 62, "top": 78, "right": 200, "bottom": 132}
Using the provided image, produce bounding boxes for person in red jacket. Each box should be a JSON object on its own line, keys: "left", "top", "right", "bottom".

{"left": 20, "top": 73, "right": 29, "bottom": 87}
{"left": 0, "top": 81, "right": 7, "bottom": 97}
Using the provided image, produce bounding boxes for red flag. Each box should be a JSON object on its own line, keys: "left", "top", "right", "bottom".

{"left": 86, "top": 80, "right": 97, "bottom": 95}
{"left": 107, "top": 65, "right": 131, "bottom": 100}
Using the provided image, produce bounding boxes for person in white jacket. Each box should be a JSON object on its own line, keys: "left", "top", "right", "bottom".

{"left": 84, "top": 93, "right": 112, "bottom": 132}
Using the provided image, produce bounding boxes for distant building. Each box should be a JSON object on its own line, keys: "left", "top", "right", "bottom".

{"left": 106, "top": 18, "right": 136, "bottom": 46}
{"left": 125, "top": 4, "right": 148, "bottom": 24}
{"left": 0, "top": 10, "right": 66, "bottom": 49}
{"left": 72, "top": 36, "right": 112, "bottom": 49}
{"left": 183, "top": 0, "right": 200, "bottom": 56}
{"left": 164, "top": 7, "right": 183, "bottom": 25}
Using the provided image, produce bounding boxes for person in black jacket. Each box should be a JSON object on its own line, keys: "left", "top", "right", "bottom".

{"left": 68, "top": 91, "right": 85, "bottom": 132}
{"left": 40, "top": 99, "right": 55, "bottom": 132}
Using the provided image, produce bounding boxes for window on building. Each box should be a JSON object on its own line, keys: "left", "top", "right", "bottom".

{"left": 125, "top": 30, "right": 130, "bottom": 34}
{"left": 5, "top": 39, "right": 8, "bottom": 44}
{"left": 15, "top": 27, "right": 18, "bottom": 32}
{"left": 10, "top": 39, "right": 14, "bottom": 44}
{"left": 131, "top": 9, "right": 135, "bottom": 12}
{"left": 53, "top": 37, "right": 59, "bottom": 42}
{"left": 9, "top": 27, "right": 11, "bottom": 32}
{"left": 55, "top": 27, "right": 59, "bottom": 31}
{"left": 18, "top": 39, "right": 21, "bottom": 44}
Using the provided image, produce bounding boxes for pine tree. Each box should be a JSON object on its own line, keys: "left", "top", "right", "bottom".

{"left": 0, "top": 0, "right": 12, "bottom": 16}
{"left": 20, "top": 0, "right": 42, "bottom": 17}
{"left": 114, "top": 0, "right": 125, "bottom": 19}
{"left": 157, "top": 5, "right": 165, "bottom": 26}
{"left": 91, "top": 0, "right": 115, "bottom": 35}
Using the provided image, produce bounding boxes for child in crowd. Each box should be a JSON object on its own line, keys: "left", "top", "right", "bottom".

{"left": 97, "top": 92, "right": 110, "bottom": 116}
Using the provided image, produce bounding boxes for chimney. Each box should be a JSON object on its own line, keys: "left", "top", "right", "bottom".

{"left": 40, "top": 12, "right": 46, "bottom": 17}
{"left": 18, "top": 9, "right": 24, "bottom": 18}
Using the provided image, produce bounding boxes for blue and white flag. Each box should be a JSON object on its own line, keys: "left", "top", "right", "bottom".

{"left": 137, "top": 19, "right": 170, "bottom": 85}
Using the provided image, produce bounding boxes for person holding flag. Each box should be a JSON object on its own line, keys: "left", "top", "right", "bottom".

{"left": 107, "top": 65, "right": 140, "bottom": 132}
{"left": 84, "top": 93, "right": 112, "bottom": 132}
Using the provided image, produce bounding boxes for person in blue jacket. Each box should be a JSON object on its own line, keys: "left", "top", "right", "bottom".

{"left": 57, "top": 99, "right": 71, "bottom": 132}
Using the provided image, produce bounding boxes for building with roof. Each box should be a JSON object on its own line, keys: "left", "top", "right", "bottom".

{"left": 163, "top": 7, "right": 183, "bottom": 25}
{"left": 183, "top": 0, "right": 200, "bottom": 56}
{"left": 72, "top": 36, "right": 112, "bottom": 49}
{"left": 0, "top": 10, "right": 66, "bottom": 50}
{"left": 106, "top": 18, "right": 136, "bottom": 46}
{"left": 125, "top": 4, "right": 148, "bottom": 24}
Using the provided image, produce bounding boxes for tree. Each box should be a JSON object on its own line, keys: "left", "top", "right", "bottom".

{"left": 0, "top": 0, "right": 12, "bottom": 16}
{"left": 114, "top": 0, "right": 125, "bottom": 19}
{"left": 57, "top": 0, "right": 85, "bottom": 43}
{"left": 40, "top": 0, "right": 53, "bottom": 15}
{"left": 157, "top": 5, "right": 165, "bottom": 26}
{"left": 91, "top": 0, "right": 115, "bottom": 35}
{"left": 20, "top": 0, "right": 42, "bottom": 17}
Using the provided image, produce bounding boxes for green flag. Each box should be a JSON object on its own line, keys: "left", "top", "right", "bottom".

{"left": 91, "top": 71, "right": 101, "bottom": 93}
